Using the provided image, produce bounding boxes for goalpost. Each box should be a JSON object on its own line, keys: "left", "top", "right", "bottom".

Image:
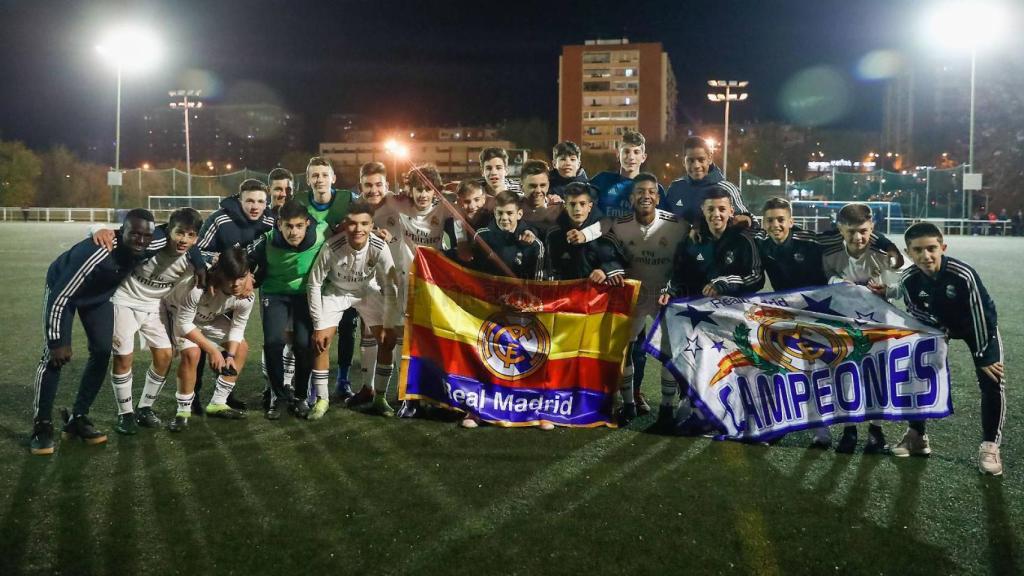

{"left": 147, "top": 196, "right": 223, "bottom": 211}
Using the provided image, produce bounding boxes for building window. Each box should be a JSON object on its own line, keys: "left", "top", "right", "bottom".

{"left": 582, "top": 52, "right": 611, "bottom": 64}
{"left": 624, "top": 68, "right": 634, "bottom": 77}
{"left": 583, "top": 81, "right": 611, "bottom": 92}
{"left": 585, "top": 68, "right": 611, "bottom": 78}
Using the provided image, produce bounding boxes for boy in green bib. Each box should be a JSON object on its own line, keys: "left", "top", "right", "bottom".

{"left": 249, "top": 200, "right": 320, "bottom": 419}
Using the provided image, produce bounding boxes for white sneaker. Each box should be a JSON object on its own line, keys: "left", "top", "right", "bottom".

{"left": 891, "top": 428, "right": 931, "bottom": 457}
{"left": 460, "top": 415, "right": 479, "bottom": 429}
{"left": 538, "top": 421, "right": 555, "bottom": 431}
{"left": 979, "top": 442, "right": 1003, "bottom": 476}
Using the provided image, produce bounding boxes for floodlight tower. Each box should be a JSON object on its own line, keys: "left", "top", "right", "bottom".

{"left": 169, "top": 90, "right": 203, "bottom": 197}
{"left": 707, "top": 80, "right": 749, "bottom": 180}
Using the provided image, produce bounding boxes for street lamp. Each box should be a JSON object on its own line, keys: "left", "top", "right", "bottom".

{"left": 169, "top": 89, "right": 202, "bottom": 197}
{"left": 96, "top": 24, "right": 161, "bottom": 207}
{"left": 707, "top": 80, "right": 749, "bottom": 181}
{"left": 922, "top": 1, "right": 1009, "bottom": 217}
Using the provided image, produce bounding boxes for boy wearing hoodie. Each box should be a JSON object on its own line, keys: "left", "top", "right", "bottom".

{"left": 548, "top": 141, "right": 589, "bottom": 200}
{"left": 544, "top": 182, "right": 626, "bottom": 283}
{"left": 665, "top": 136, "right": 751, "bottom": 228}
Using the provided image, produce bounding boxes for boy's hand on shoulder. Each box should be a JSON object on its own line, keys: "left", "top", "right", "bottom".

{"left": 566, "top": 229, "right": 586, "bottom": 245}
{"left": 518, "top": 230, "right": 536, "bottom": 245}
{"left": 92, "top": 228, "right": 116, "bottom": 252}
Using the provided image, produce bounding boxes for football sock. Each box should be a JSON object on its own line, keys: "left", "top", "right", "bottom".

{"left": 312, "top": 370, "right": 330, "bottom": 401}
{"left": 137, "top": 365, "right": 166, "bottom": 409}
{"left": 359, "top": 337, "right": 378, "bottom": 388}
{"left": 282, "top": 344, "right": 295, "bottom": 388}
{"left": 210, "top": 376, "right": 235, "bottom": 406}
{"left": 176, "top": 392, "right": 195, "bottom": 416}
{"left": 660, "top": 376, "right": 678, "bottom": 407}
{"left": 111, "top": 371, "right": 133, "bottom": 415}
{"left": 374, "top": 364, "right": 394, "bottom": 396}
{"left": 909, "top": 420, "right": 927, "bottom": 435}
{"left": 620, "top": 364, "right": 635, "bottom": 405}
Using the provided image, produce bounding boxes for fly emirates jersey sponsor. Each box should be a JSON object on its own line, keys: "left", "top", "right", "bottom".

{"left": 607, "top": 209, "right": 687, "bottom": 305}
{"left": 111, "top": 250, "right": 194, "bottom": 313}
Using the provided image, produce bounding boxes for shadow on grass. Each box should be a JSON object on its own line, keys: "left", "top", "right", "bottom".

{"left": 141, "top": 431, "right": 206, "bottom": 574}
{"left": 980, "top": 476, "right": 1021, "bottom": 575}
{"left": 55, "top": 445, "right": 99, "bottom": 574}
{"left": 0, "top": 457, "right": 53, "bottom": 575}
{"left": 102, "top": 439, "right": 139, "bottom": 574}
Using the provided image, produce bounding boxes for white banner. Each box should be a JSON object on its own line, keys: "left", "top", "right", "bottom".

{"left": 648, "top": 284, "right": 952, "bottom": 441}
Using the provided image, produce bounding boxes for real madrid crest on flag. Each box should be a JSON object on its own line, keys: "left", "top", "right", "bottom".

{"left": 477, "top": 312, "right": 551, "bottom": 380}
{"left": 400, "top": 247, "right": 640, "bottom": 428}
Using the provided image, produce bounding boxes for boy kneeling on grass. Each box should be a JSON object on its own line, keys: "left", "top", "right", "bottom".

{"left": 164, "top": 246, "right": 254, "bottom": 432}
{"left": 896, "top": 222, "right": 1005, "bottom": 476}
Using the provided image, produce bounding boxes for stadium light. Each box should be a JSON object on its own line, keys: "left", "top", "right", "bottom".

{"left": 169, "top": 90, "right": 202, "bottom": 197}
{"left": 707, "top": 79, "right": 749, "bottom": 181}
{"left": 96, "top": 23, "right": 162, "bottom": 208}
{"left": 921, "top": 1, "right": 1010, "bottom": 217}
{"left": 384, "top": 138, "right": 406, "bottom": 191}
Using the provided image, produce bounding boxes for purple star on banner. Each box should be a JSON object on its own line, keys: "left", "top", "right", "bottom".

{"left": 675, "top": 305, "right": 718, "bottom": 329}
{"left": 801, "top": 294, "right": 842, "bottom": 316}
{"left": 711, "top": 339, "right": 726, "bottom": 352}
{"left": 854, "top": 310, "right": 879, "bottom": 325}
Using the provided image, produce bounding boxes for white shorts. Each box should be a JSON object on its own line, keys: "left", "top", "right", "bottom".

{"left": 112, "top": 304, "right": 172, "bottom": 355}
{"left": 173, "top": 316, "right": 233, "bottom": 351}
{"left": 317, "top": 291, "right": 385, "bottom": 331}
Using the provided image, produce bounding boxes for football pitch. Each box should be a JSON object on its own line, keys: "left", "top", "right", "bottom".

{"left": 0, "top": 223, "right": 1020, "bottom": 576}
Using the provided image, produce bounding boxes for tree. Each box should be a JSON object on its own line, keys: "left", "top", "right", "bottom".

{"left": 0, "top": 140, "right": 41, "bottom": 206}
{"left": 499, "top": 118, "right": 552, "bottom": 159}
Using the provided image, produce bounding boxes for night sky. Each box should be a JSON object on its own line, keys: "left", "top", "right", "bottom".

{"left": 0, "top": 0, "right": 955, "bottom": 157}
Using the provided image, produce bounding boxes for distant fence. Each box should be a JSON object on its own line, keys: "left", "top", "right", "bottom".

{"left": 789, "top": 215, "right": 1016, "bottom": 236}
{"left": 0, "top": 207, "right": 216, "bottom": 224}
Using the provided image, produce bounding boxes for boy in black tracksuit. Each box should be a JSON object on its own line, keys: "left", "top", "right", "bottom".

{"left": 664, "top": 189, "right": 764, "bottom": 299}
{"left": 31, "top": 210, "right": 162, "bottom": 454}
{"left": 197, "top": 181, "right": 275, "bottom": 258}
{"left": 896, "top": 222, "right": 1005, "bottom": 475}
{"left": 470, "top": 191, "right": 545, "bottom": 280}
{"left": 544, "top": 183, "right": 625, "bottom": 282}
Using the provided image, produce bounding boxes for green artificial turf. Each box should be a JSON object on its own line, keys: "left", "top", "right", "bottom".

{"left": 0, "top": 223, "right": 1019, "bottom": 575}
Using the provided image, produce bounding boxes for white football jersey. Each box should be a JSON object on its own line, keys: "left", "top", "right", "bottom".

{"left": 163, "top": 281, "right": 253, "bottom": 343}
{"left": 111, "top": 250, "right": 194, "bottom": 313}
{"left": 396, "top": 200, "right": 446, "bottom": 268}
{"left": 822, "top": 245, "right": 902, "bottom": 300}
{"left": 372, "top": 196, "right": 408, "bottom": 273}
{"left": 307, "top": 233, "right": 400, "bottom": 327}
{"left": 607, "top": 209, "right": 688, "bottom": 303}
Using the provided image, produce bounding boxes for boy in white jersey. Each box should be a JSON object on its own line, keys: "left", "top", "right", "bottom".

{"left": 351, "top": 165, "right": 447, "bottom": 412}
{"left": 109, "top": 208, "right": 204, "bottom": 435}
{"left": 605, "top": 174, "right": 689, "bottom": 425}
{"left": 307, "top": 202, "right": 401, "bottom": 419}
{"left": 164, "top": 247, "right": 254, "bottom": 432}
{"left": 821, "top": 203, "right": 901, "bottom": 453}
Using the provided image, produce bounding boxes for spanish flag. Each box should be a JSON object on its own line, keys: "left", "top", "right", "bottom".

{"left": 399, "top": 248, "right": 640, "bottom": 428}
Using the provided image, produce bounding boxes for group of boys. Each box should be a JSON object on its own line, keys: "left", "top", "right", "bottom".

{"left": 27, "top": 134, "right": 1006, "bottom": 475}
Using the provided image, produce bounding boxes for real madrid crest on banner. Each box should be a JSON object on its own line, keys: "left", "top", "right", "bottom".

{"left": 477, "top": 312, "right": 551, "bottom": 380}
